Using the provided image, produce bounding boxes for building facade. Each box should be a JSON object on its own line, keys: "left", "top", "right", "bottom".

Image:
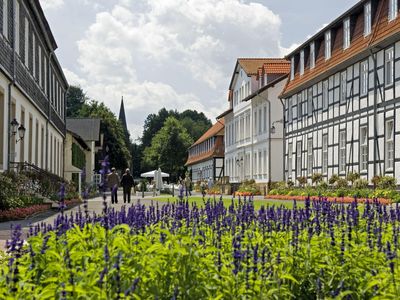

{"left": 0, "top": 0, "right": 68, "bottom": 177}
{"left": 282, "top": 0, "right": 400, "bottom": 184}
{"left": 66, "top": 118, "right": 103, "bottom": 185}
{"left": 221, "top": 59, "right": 289, "bottom": 190}
{"left": 186, "top": 119, "right": 225, "bottom": 182}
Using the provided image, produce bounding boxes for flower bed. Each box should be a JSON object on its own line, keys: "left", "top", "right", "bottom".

{"left": 0, "top": 204, "right": 51, "bottom": 222}
{"left": 2, "top": 198, "right": 400, "bottom": 298}
{"left": 267, "top": 194, "right": 392, "bottom": 204}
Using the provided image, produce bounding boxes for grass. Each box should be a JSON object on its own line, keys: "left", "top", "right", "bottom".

{"left": 151, "top": 195, "right": 304, "bottom": 209}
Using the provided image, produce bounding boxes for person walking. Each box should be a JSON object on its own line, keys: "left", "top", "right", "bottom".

{"left": 120, "top": 168, "right": 134, "bottom": 204}
{"left": 184, "top": 175, "right": 192, "bottom": 197}
{"left": 107, "top": 167, "right": 120, "bottom": 204}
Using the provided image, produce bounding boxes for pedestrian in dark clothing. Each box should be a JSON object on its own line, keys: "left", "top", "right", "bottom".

{"left": 120, "top": 168, "right": 134, "bottom": 203}
{"left": 107, "top": 167, "right": 120, "bottom": 204}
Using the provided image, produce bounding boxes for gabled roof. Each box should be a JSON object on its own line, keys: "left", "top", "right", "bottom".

{"left": 229, "top": 58, "right": 288, "bottom": 91}
{"left": 189, "top": 119, "right": 225, "bottom": 149}
{"left": 67, "top": 130, "right": 91, "bottom": 151}
{"left": 66, "top": 118, "right": 101, "bottom": 142}
{"left": 262, "top": 61, "right": 291, "bottom": 75}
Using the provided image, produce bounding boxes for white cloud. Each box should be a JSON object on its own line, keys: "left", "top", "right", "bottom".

{"left": 40, "top": 0, "right": 64, "bottom": 10}
{"left": 69, "top": 0, "right": 285, "bottom": 139}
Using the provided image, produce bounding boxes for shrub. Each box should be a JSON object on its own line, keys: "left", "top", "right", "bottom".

{"left": 377, "top": 176, "right": 397, "bottom": 190}
{"left": 328, "top": 174, "right": 339, "bottom": 185}
{"left": 311, "top": 173, "right": 323, "bottom": 185}
{"left": 371, "top": 176, "right": 381, "bottom": 188}
{"left": 318, "top": 181, "right": 328, "bottom": 189}
{"left": 336, "top": 178, "right": 349, "bottom": 189}
{"left": 237, "top": 180, "right": 260, "bottom": 195}
{"left": 287, "top": 180, "right": 295, "bottom": 188}
{"left": 346, "top": 172, "right": 360, "bottom": 185}
{"left": 353, "top": 179, "right": 369, "bottom": 189}
{"left": 297, "top": 176, "right": 307, "bottom": 187}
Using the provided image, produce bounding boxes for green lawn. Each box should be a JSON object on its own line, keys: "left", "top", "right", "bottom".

{"left": 151, "top": 196, "right": 304, "bottom": 209}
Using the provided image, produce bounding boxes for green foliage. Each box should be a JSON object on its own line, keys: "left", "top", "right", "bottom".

{"left": 376, "top": 176, "right": 397, "bottom": 190}
{"left": 142, "top": 117, "right": 193, "bottom": 180}
{"left": 237, "top": 179, "right": 260, "bottom": 195}
{"left": 297, "top": 176, "right": 307, "bottom": 187}
{"left": 66, "top": 86, "right": 88, "bottom": 117}
{"left": 353, "top": 179, "right": 369, "bottom": 189}
{"left": 0, "top": 174, "right": 16, "bottom": 210}
{"left": 346, "top": 172, "right": 360, "bottom": 185}
{"left": 311, "top": 173, "right": 323, "bottom": 185}
{"left": 336, "top": 178, "right": 348, "bottom": 189}
{"left": 71, "top": 143, "right": 86, "bottom": 169}
{"left": 79, "top": 100, "right": 131, "bottom": 170}
{"left": 328, "top": 174, "right": 339, "bottom": 185}
{"left": 3, "top": 201, "right": 400, "bottom": 298}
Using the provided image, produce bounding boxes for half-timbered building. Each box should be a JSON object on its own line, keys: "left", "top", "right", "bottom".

{"left": 282, "top": 0, "right": 400, "bottom": 184}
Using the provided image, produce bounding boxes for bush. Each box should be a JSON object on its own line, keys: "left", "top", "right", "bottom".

{"left": 237, "top": 180, "right": 260, "bottom": 195}
{"left": 0, "top": 174, "right": 17, "bottom": 210}
{"left": 287, "top": 180, "right": 295, "bottom": 188}
{"left": 347, "top": 172, "right": 360, "bottom": 185}
{"left": 353, "top": 179, "right": 369, "bottom": 189}
{"left": 336, "top": 178, "right": 348, "bottom": 189}
{"left": 311, "top": 173, "right": 323, "bottom": 185}
{"left": 328, "top": 174, "right": 339, "bottom": 185}
{"left": 297, "top": 176, "right": 307, "bottom": 187}
{"left": 377, "top": 176, "right": 397, "bottom": 190}
{"left": 318, "top": 181, "right": 328, "bottom": 189}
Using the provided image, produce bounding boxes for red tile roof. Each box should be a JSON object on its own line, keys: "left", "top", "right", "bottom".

{"left": 190, "top": 119, "right": 225, "bottom": 148}
{"left": 237, "top": 58, "right": 287, "bottom": 75}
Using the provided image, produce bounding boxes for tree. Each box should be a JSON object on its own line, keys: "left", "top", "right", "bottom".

{"left": 142, "top": 117, "right": 193, "bottom": 181}
{"left": 179, "top": 110, "right": 212, "bottom": 142}
{"left": 66, "top": 86, "right": 88, "bottom": 117}
{"left": 79, "top": 100, "right": 131, "bottom": 170}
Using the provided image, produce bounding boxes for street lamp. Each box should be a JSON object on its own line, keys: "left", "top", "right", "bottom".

{"left": 10, "top": 118, "right": 26, "bottom": 143}
{"left": 270, "top": 119, "right": 283, "bottom": 134}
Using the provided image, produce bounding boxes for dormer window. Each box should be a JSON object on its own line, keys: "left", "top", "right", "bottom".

{"left": 343, "top": 18, "right": 350, "bottom": 49}
{"left": 364, "top": 1, "right": 372, "bottom": 36}
{"left": 300, "top": 50, "right": 305, "bottom": 76}
{"left": 389, "top": 0, "right": 398, "bottom": 21}
{"left": 310, "top": 42, "right": 315, "bottom": 69}
{"left": 325, "top": 30, "right": 331, "bottom": 60}
{"left": 290, "top": 56, "right": 295, "bottom": 80}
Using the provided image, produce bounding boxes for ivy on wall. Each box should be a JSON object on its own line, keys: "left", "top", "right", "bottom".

{"left": 72, "top": 143, "right": 86, "bottom": 170}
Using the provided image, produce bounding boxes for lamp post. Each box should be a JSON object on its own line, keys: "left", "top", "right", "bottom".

{"left": 10, "top": 118, "right": 26, "bottom": 143}
{"left": 236, "top": 157, "right": 244, "bottom": 182}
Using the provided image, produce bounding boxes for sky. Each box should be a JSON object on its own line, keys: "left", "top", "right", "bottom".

{"left": 39, "top": 0, "right": 357, "bottom": 141}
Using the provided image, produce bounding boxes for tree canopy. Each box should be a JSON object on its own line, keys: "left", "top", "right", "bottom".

{"left": 66, "top": 86, "right": 88, "bottom": 117}
{"left": 142, "top": 116, "right": 193, "bottom": 180}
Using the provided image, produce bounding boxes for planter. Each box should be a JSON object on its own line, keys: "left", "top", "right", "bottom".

{"left": 0, "top": 204, "right": 52, "bottom": 222}
{"left": 266, "top": 194, "right": 392, "bottom": 205}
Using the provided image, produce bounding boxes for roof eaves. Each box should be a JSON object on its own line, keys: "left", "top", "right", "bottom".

{"left": 243, "top": 74, "right": 288, "bottom": 102}
{"left": 285, "top": 0, "right": 366, "bottom": 59}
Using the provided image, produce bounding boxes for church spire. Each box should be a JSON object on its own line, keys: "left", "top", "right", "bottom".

{"left": 118, "top": 96, "right": 129, "bottom": 141}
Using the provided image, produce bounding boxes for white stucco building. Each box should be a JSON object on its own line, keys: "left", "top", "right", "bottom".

{"left": 218, "top": 59, "right": 289, "bottom": 192}
{"left": 0, "top": 0, "right": 67, "bottom": 177}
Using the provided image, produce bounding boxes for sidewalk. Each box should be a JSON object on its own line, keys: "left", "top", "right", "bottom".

{"left": 0, "top": 191, "right": 173, "bottom": 250}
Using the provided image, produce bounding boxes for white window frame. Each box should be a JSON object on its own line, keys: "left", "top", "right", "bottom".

{"left": 325, "top": 30, "right": 331, "bottom": 60}
{"left": 297, "top": 93, "right": 302, "bottom": 119}
{"left": 2, "top": 0, "right": 8, "bottom": 39}
{"left": 290, "top": 56, "right": 295, "bottom": 80}
{"left": 296, "top": 141, "right": 302, "bottom": 178}
{"left": 300, "top": 50, "right": 305, "bottom": 76}
{"left": 322, "top": 80, "right": 328, "bottom": 110}
{"left": 360, "top": 126, "right": 368, "bottom": 172}
{"left": 343, "top": 17, "right": 351, "bottom": 50}
{"left": 339, "top": 131, "right": 346, "bottom": 173}
{"left": 310, "top": 42, "right": 315, "bottom": 69}
{"left": 389, "top": 0, "right": 398, "bottom": 21}
{"left": 307, "top": 138, "right": 313, "bottom": 175}
{"left": 364, "top": 1, "right": 372, "bottom": 36}
{"left": 360, "top": 60, "right": 368, "bottom": 95}
{"left": 38, "top": 46, "right": 42, "bottom": 87}
{"left": 288, "top": 98, "right": 293, "bottom": 122}
{"left": 24, "top": 17, "right": 29, "bottom": 68}
{"left": 340, "top": 71, "right": 347, "bottom": 103}
{"left": 288, "top": 143, "right": 292, "bottom": 177}
{"left": 15, "top": 1, "right": 20, "bottom": 55}
{"left": 32, "top": 34, "right": 36, "bottom": 78}
{"left": 385, "top": 120, "right": 394, "bottom": 170}
{"left": 322, "top": 135, "right": 328, "bottom": 174}
{"left": 308, "top": 88, "right": 313, "bottom": 116}
{"left": 385, "top": 47, "right": 394, "bottom": 86}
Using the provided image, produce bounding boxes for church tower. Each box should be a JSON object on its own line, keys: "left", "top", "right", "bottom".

{"left": 118, "top": 96, "right": 130, "bottom": 143}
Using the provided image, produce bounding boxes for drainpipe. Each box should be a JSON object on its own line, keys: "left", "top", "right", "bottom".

{"left": 369, "top": 48, "right": 378, "bottom": 179}
{"left": 7, "top": 0, "right": 17, "bottom": 171}
{"left": 279, "top": 98, "right": 286, "bottom": 182}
